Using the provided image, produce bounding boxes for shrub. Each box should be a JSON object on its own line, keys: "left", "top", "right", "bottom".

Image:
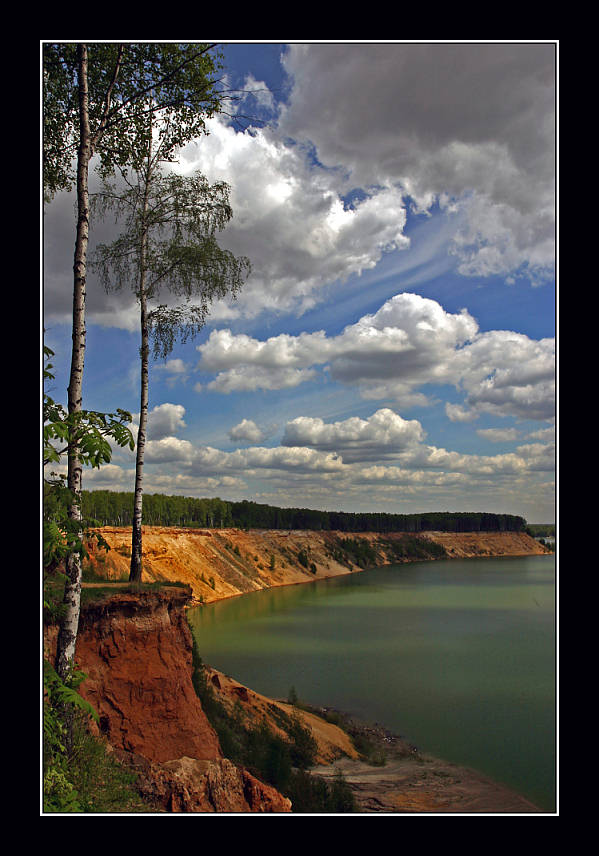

{"left": 43, "top": 661, "right": 142, "bottom": 813}
{"left": 187, "top": 625, "right": 355, "bottom": 812}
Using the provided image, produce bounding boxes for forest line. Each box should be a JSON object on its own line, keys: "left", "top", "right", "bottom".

{"left": 57, "top": 489, "right": 529, "bottom": 534}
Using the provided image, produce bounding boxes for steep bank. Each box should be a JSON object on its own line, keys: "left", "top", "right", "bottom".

{"left": 64, "top": 528, "right": 552, "bottom": 812}
{"left": 84, "top": 527, "right": 549, "bottom": 603}
{"left": 198, "top": 666, "right": 543, "bottom": 813}
{"left": 44, "top": 586, "right": 544, "bottom": 813}
{"left": 44, "top": 588, "right": 292, "bottom": 812}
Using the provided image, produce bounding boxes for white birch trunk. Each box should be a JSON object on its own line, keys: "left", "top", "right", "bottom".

{"left": 130, "top": 166, "right": 152, "bottom": 582}
{"left": 56, "top": 44, "right": 90, "bottom": 681}
{"left": 130, "top": 284, "right": 149, "bottom": 581}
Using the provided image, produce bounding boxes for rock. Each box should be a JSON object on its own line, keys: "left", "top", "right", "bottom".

{"left": 137, "top": 757, "right": 291, "bottom": 813}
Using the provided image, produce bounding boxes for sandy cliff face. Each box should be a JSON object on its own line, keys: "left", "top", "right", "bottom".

{"left": 44, "top": 588, "right": 291, "bottom": 813}
{"left": 45, "top": 528, "right": 551, "bottom": 813}
{"left": 201, "top": 664, "right": 360, "bottom": 766}
{"left": 84, "top": 527, "right": 550, "bottom": 602}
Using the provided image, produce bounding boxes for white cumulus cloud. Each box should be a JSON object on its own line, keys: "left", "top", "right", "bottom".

{"left": 229, "top": 419, "right": 265, "bottom": 444}
{"left": 282, "top": 408, "right": 425, "bottom": 462}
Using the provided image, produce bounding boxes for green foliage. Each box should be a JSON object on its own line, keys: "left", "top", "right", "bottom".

{"left": 188, "top": 628, "right": 354, "bottom": 812}
{"left": 286, "top": 711, "right": 318, "bottom": 769}
{"left": 44, "top": 347, "right": 133, "bottom": 468}
{"left": 349, "top": 731, "right": 387, "bottom": 766}
{"left": 283, "top": 769, "right": 330, "bottom": 813}
{"left": 43, "top": 661, "right": 141, "bottom": 812}
{"left": 335, "top": 537, "right": 381, "bottom": 569}
{"left": 81, "top": 490, "right": 235, "bottom": 530}
{"left": 80, "top": 489, "right": 527, "bottom": 536}
{"left": 297, "top": 549, "right": 309, "bottom": 569}
{"left": 229, "top": 499, "right": 527, "bottom": 534}
{"left": 43, "top": 347, "right": 134, "bottom": 609}
{"left": 43, "top": 661, "right": 96, "bottom": 811}
{"left": 284, "top": 768, "right": 357, "bottom": 814}
{"left": 43, "top": 661, "right": 99, "bottom": 725}
{"left": 327, "top": 769, "right": 358, "bottom": 812}
{"left": 43, "top": 43, "right": 226, "bottom": 200}
{"left": 380, "top": 535, "right": 447, "bottom": 561}
{"left": 91, "top": 170, "right": 251, "bottom": 361}
{"left": 526, "top": 523, "right": 556, "bottom": 538}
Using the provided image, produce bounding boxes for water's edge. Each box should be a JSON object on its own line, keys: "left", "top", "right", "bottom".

{"left": 189, "top": 555, "right": 556, "bottom": 812}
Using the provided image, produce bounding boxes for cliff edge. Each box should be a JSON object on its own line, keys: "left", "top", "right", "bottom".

{"left": 44, "top": 588, "right": 291, "bottom": 813}
{"left": 83, "top": 527, "right": 549, "bottom": 603}
{"left": 46, "top": 528, "right": 551, "bottom": 812}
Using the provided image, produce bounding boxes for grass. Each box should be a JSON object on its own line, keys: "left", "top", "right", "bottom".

{"left": 44, "top": 566, "right": 192, "bottom": 616}
{"left": 43, "top": 711, "right": 146, "bottom": 813}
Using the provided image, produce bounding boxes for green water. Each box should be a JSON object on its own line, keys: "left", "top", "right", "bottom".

{"left": 187, "top": 555, "right": 556, "bottom": 811}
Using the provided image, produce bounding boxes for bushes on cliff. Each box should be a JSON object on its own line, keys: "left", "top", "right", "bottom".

{"left": 284, "top": 768, "right": 357, "bottom": 813}
{"left": 381, "top": 535, "right": 447, "bottom": 561}
{"left": 189, "top": 629, "right": 356, "bottom": 812}
{"left": 334, "top": 538, "right": 381, "bottom": 569}
{"left": 43, "top": 662, "right": 143, "bottom": 813}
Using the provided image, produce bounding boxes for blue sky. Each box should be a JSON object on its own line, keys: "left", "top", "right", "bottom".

{"left": 43, "top": 42, "right": 556, "bottom": 523}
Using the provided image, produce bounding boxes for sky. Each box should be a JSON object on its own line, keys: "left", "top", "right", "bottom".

{"left": 43, "top": 41, "right": 557, "bottom": 524}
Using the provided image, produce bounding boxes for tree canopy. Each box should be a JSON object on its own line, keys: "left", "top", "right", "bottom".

{"left": 71, "top": 490, "right": 527, "bottom": 534}
{"left": 43, "top": 43, "right": 225, "bottom": 199}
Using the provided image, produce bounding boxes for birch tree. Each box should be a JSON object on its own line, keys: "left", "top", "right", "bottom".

{"left": 43, "top": 42, "right": 225, "bottom": 679}
{"left": 92, "top": 135, "right": 250, "bottom": 581}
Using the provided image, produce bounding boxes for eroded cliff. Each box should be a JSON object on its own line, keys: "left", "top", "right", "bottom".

{"left": 44, "top": 588, "right": 292, "bottom": 813}
{"left": 45, "top": 527, "right": 551, "bottom": 812}
{"left": 84, "top": 526, "right": 549, "bottom": 603}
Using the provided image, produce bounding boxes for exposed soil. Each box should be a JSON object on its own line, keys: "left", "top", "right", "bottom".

{"left": 202, "top": 665, "right": 359, "bottom": 766}
{"left": 197, "top": 669, "right": 547, "bottom": 813}
{"left": 84, "top": 527, "right": 551, "bottom": 604}
{"left": 77, "top": 527, "right": 553, "bottom": 813}
{"left": 308, "top": 714, "right": 543, "bottom": 813}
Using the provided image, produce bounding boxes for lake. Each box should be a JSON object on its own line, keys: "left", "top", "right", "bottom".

{"left": 187, "top": 554, "right": 556, "bottom": 811}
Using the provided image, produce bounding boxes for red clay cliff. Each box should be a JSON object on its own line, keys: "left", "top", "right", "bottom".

{"left": 44, "top": 587, "right": 291, "bottom": 813}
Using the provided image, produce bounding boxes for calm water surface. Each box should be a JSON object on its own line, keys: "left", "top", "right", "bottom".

{"left": 188, "top": 555, "right": 556, "bottom": 811}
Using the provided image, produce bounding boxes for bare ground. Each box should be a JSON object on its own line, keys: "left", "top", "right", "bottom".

{"left": 308, "top": 714, "right": 544, "bottom": 814}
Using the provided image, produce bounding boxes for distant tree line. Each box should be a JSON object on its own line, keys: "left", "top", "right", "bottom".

{"left": 43, "top": 490, "right": 527, "bottom": 534}
{"left": 525, "top": 523, "right": 555, "bottom": 538}
{"left": 76, "top": 490, "right": 234, "bottom": 528}
{"left": 230, "top": 500, "right": 526, "bottom": 533}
